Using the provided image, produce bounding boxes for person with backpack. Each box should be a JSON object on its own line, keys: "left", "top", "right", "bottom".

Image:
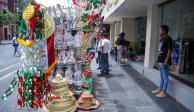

{"left": 152, "top": 25, "right": 172, "bottom": 97}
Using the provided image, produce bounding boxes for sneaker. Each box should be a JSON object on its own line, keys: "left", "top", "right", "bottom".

{"left": 155, "top": 91, "right": 167, "bottom": 97}
{"left": 119, "top": 63, "right": 124, "bottom": 66}
{"left": 152, "top": 88, "right": 161, "bottom": 94}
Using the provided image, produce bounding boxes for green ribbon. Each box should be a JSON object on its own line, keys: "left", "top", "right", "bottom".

{"left": 1, "top": 70, "right": 20, "bottom": 100}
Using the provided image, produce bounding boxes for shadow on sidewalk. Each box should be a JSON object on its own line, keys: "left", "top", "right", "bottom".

{"left": 120, "top": 64, "right": 191, "bottom": 112}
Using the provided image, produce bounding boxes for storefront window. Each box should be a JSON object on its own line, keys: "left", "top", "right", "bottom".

{"left": 135, "top": 17, "right": 146, "bottom": 55}
{"left": 158, "top": 0, "right": 194, "bottom": 84}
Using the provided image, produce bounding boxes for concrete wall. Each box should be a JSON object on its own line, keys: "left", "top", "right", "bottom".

{"left": 121, "top": 18, "right": 135, "bottom": 42}
{"left": 110, "top": 23, "right": 115, "bottom": 47}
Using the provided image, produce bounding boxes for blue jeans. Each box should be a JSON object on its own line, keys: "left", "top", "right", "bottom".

{"left": 101, "top": 53, "right": 109, "bottom": 74}
{"left": 14, "top": 44, "right": 20, "bottom": 56}
{"left": 158, "top": 63, "right": 169, "bottom": 92}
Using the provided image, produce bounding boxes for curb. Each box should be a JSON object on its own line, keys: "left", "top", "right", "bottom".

{"left": 0, "top": 43, "right": 12, "bottom": 45}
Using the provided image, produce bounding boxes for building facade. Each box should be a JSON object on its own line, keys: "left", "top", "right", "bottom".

{"left": 0, "top": 0, "right": 18, "bottom": 41}
{"left": 0, "top": 0, "right": 8, "bottom": 41}
{"left": 101, "top": 0, "right": 194, "bottom": 111}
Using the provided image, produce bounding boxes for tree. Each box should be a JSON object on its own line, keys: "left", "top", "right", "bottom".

{"left": 0, "top": 11, "right": 14, "bottom": 25}
{"left": 15, "top": 0, "right": 30, "bottom": 26}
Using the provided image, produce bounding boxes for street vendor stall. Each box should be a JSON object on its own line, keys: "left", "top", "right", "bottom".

{"left": 1, "top": 0, "right": 106, "bottom": 111}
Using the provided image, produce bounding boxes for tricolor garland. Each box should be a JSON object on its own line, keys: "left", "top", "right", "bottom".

{"left": 73, "top": 0, "right": 105, "bottom": 33}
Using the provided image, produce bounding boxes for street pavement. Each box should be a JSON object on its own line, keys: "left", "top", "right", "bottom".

{"left": 0, "top": 44, "right": 191, "bottom": 112}
{"left": 0, "top": 44, "right": 20, "bottom": 111}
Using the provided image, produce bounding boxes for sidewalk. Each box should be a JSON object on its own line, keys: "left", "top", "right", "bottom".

{"left": 91, "top": 56, "right": 190, "bottom": 112}
{"left": 79, "top": 59, "right": 118, "bottom": 112}
{"left": 0, "top": 40, "right": 12, "bottom": 45}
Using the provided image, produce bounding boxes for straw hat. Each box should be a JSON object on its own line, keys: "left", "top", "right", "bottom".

{"left": 78, "top": 91, "right": 100, "bottom": 110}
{"left": 43, "top": 101, "right": 77, "bottom": 112}
{"left": 43, "top": 75, "right": 77, "bottom": 112}
{"left": 50, "top": 74, "right": 67, "bottom": 87}
{"left": 44, "top": 13, "right": 55, "bottom": 38}
{"left": 22, "top": 4, "right": 35, "bottom": 21}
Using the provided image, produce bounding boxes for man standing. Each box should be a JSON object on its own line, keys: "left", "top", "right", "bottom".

{"left": 116, "top": 32, "right": 125, "bottom": 65}
{"left": 96, "top": 37, "right": 102, "bottom": 69}
{"left": 152, "top": 25, "right": 172, "bottom": 97}
{"left": 100, "top": 32, "right": 111, "bottom": 75}
{"left": 114, "top": 36, "right": 118, "bottom": 61}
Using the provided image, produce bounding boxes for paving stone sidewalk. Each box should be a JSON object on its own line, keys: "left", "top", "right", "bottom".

{"left": 102, "top": 56, "right": 191, "bottom": 112}
{"left": 79, "top": 59, "right": 118, "bottom": 112}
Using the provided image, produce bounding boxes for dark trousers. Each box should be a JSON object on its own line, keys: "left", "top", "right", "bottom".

{"left": 97, "top": 51, "right": 101, "bottom": 68}
{"left": 101, "top": 53, "right": 109, "bottom": 74}
{"left": 14, "top": 44, "right": 20, "bottom": 56}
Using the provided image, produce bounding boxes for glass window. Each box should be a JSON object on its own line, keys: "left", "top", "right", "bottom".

{"left": 156, "top": 0, "right": 194, "bottom": 84}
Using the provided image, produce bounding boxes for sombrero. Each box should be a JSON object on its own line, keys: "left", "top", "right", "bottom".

{"left": 22, "top": 4, "right": 35, "bottom": 21}
{"left": 43, "top": 101, "right": 77, "bottom": 112}
{"left": 44, "top": 13, "right": 55, "bottom": 38}
{"left": 78, "top": 91, "right": 100, "bottom": 110}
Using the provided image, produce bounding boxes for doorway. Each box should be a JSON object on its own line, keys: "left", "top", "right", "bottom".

{"left": 4, "top": 27, "right": 8, "bottom": 40}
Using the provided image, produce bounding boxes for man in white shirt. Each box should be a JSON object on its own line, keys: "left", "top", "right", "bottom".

{"left": 100, "top": 34, "right": 111, "bottom": 75}
{"left": 12, "top": 34, "right": 21, "bottom": 57}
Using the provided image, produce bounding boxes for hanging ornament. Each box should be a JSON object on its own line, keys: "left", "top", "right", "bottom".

{"left": 81, "top": 12, "right": 88, "bottom": 22}
{"left": 34, "top": 3, "right": 40, "bottom": 11}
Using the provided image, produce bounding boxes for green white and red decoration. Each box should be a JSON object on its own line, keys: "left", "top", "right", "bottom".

{"left": 1, "top": 1, "right": 56, "bottom": 110}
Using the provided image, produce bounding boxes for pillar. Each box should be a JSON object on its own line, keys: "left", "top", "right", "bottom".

{"left": 115, "top": 21, "right": 121, "bottom": 37}
{"left": 110, "top": 23, "right": 115, "bottom": 47}
{"left": 120, "top": 18, "right": 135, "bottom": 42}
{"left": 144, "top": 4, "right": 158, "bottom": 68}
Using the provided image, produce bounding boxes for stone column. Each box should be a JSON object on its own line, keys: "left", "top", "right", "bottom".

{"left": 144, "top": 4, "right": 158, "bottom": 68}
{"left": 115, "top": 21, "right": 121, "bottom": 38}
{"left": 110, "top": 23, "right": 115, "bottom": 48}
{"left": 120, "top": 18, "right": 135, "bottom": 42}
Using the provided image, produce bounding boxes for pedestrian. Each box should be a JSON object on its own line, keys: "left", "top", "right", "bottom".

{"left": 128, "top": 47, "right": 138, "bottom": 61}
{"left": 12, "top": 34, "right": 21, "bottom": 57}
{"left": 100, "top": 31, "right": 111, "bottom": 75}
{"left": 116, "top": 32, "right": 125, "bottom": 65}
{"left": 114, "top": 36, "right": 118, "bottom": 62}
{"left": 123, "top": 41, "right": 130, "bottom": 65}
{"left": 96, "top": 36, "right": 102, "bottom": 69}
{"left": 152, "top": 25, "right": 172, "bottom": 97}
